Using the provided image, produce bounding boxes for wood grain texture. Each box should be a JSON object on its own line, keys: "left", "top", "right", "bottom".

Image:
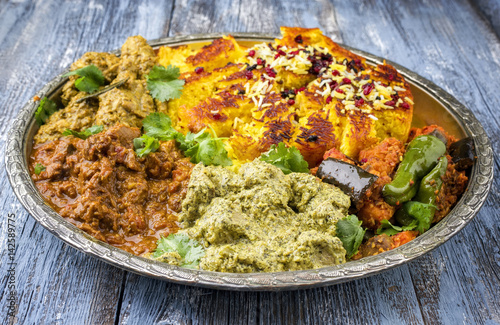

{"left": 0, "top": 0, "right": 498, "bottom": 324}
{"left": 0, "top": 0, "right": 173, "bottom": 324}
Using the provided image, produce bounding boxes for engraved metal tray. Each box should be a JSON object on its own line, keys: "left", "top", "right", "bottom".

{"left": 5, "top": 33, "right": 494, "bottom": 291}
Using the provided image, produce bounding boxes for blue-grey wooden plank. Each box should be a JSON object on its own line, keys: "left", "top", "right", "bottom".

{"left": 0, "top": 0, "right": 173, "bottom": 324}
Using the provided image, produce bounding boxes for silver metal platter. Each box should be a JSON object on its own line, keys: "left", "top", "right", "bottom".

{"left": 5, "top": 33, "right": 494, "bottom": 291}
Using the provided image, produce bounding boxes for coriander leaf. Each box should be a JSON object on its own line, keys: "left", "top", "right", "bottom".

{"left": 142, "top": 112, "right": 182, "bottom": 141}
{"left": 260, "top": 142, "right": 309, "bottom": 174}
{"left": 62, "top": 125, "right": 103, "bottom": 139}
{"left": 183, "top": 128, "right": 232, "bottom": 166}
{"left": 180, "top": 129, "right": 210, "bottom": 151}
{"left": 134, "top": 134, "right": 160, "bottom": 158}
{"left": 34, "top": 163, "right": 46, "bottom": 175}
{"left": 152, "top": 233, "right": 205, "bottom": 268}
{"left": 147, "top": 65, "right": 185, "bottom": 102}
{"left": 63, "top": 65, "right": 105, "bottom": 93}
{"left": 404, "top": 202, "right": 435, "bottom": 234}
{"left": 336, "top": 215, "right": 366, "bottom": 259}
{"left": 34, "top": 97, "right": 58, "bottom": 125}
{"left": 376, "top": 219, "right": 418, "bottom": 236}
{"left": 134, "top": 112, "right": 230, "bottom": 165}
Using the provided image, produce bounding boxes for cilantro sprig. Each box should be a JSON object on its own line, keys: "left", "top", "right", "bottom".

{"left": 34, "top": 97, "right": 58, "bottom": 125}
{"left": 141, "top": 112, "right": 182, "bottom": 141}
{"left": 152, "top": 233, "right": 205, "bottom": 268}
{"left": 134, "top": 134, "right": 160, "bottom": 158}
{"left": 336, "top": 215, "right": 366, "bottom": 259}
{"left": 260, "top": 142, "right": 309, "bottom": 174}
{"left": 62, "top": 125, "right": 103, "bottom": 140}
{"left": 377, "top": 202, "right": 436, "bottom": 236}
{"left": 376, "top": 219, "right": 418, "bottom": 236}
{"left": 134, "top": 112, "right": 232, "bottom": 166}
{"left": 63, "top": 65, "right": 105, "bottom": 93}
{"left": 146, "top": 65, "right": 185, "bottom": 102}
{"left": 180, "top": 127, "right": 232, "bottom": 166}
{"left": 34, "top": 163, "right": 46, "bottom": 175}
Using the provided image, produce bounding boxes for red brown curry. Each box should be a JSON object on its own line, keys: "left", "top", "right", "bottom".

{"left": 30, "top": 125, "right": 193, "bottom": 255}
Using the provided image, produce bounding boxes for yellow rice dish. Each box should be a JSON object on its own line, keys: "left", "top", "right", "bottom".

{"left": 159, "top": 27, "right": 414, "bottom": 167}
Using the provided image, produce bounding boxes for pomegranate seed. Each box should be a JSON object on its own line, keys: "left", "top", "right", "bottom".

{"left": 355, "top": 98, "right": 364, "bottom": 107}
{"left": 401, "top": 102, "right": 410, "bottom": 109}
{"left": 342, "top": 78, "right": 351, "bottom": 84}
{"left": 336, "top": 88, "right": 344, "bottom": 94}
{"left": 265, "top": 66, "right": 276, "bottom": 78}
{"left": 257, "top": 58, "right": 264, "bottom": 65}
{"left": 381, "top": 83, "right": 388, "bottom": 87}
{"left": 288, "top": 99, "right": 295, "bottom": 105}
{"left": 332, "top": 70, "right": 340, "bottom": 76}
{"left": 298, "top": 87, "right": 306, "bottom": 92}
{"left": 360, "top": 158, "right": 368, "bottom": 164}
{"left": 326, "top": 96, "right": 333, "bottom": 104}
{"left": 388, "top": 73, "right": 394, "bottom": 81}
{"left": 294, "top": 35, "right": 303, "bottom": 44}
{"left": 277, "top": 45, "right": 282, "bottom": 50}
{"left": 212, "top": 113, "right": 222, "bottom": 120}
{"left": 385, "top": 100, "right": 395, "bottom": 106}
{"left": 289, "top": 50, "right": 300, "bottom": 55}
{"left": 194, "top": 67, "right": 204, "bottom": 74}
{"left": 245, "top": 70, "right": 254, "bottom": 80}
{"left": 248, "top": 50, "right": 256, "bottom": 57}
{"left": 354, "top": 59, "right": 361, "bottom": 66}
{"left": 363, "top": 85, "right": 373, "bottom": 95}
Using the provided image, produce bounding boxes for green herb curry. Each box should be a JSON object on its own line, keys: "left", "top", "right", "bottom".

{"left": 172, "top": 159, "right": 350, "bottom": 273}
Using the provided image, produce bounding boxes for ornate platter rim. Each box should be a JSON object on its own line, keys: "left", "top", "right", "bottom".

{"left": 5, "top": 33, "right": 494, "bottom": 291}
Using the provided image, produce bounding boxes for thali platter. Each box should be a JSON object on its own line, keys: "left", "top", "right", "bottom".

{"left": 5, "top": 33, "right": 494, "bottom": 291}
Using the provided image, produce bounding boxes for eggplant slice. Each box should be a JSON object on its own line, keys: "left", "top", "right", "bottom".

{"left": 316, "top": 158, "right": 378, "bottom": 205}
{"left": 449, "top": 137, "right": 475, "bottom": 171}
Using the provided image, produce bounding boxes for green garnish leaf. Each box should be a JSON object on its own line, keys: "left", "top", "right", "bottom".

{"left": 62, "top": 125, "right": 103, "bottom": 139}
{"left": 153, "top": 233, "right": 205, "bottom": 268}
{"left": 376, "top": 219, "right": 418, "bottom": 236}
{"left": 135, "top": 112, "right": 231, "bottom": 165}
{"left": 63, "top": 65, "right": 105, "bottom": 93}
{"left": 34, "top": 97, "right": 58, "bottom": 125}
{"left": 34, "top": 163, "right": 46, "bottom": 175}
{"left": 405, "top": 202, "right": 435, "bottom": 234}
{"left": 142, "top": 112, "right": 182, "bottom": 141}
{"left": 146, "top": 65, "right": 185, "bottom": 102}
{"left": 336, "top": 215, "right": 366, "bottom": 259}
{"left": 134, "top": 134, "right": 160, "bottom": 158}
{"left": 260, "top": 142, "right": 309, "bottom": 174}
{"left": 183, "top": 127, "right": 232, "bottom": 166}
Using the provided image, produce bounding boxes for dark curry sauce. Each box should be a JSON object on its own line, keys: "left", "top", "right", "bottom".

{"left": 30, "top": 125, "right": 194, "bottom": 255}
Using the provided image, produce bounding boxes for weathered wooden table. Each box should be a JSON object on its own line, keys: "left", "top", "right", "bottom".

{"left": 1, "top": 0, "right": 499, "bottom": 324}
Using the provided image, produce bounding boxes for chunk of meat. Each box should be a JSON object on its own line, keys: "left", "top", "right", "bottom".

{"left": 434, "top": 156, "right": 468, "bottom": 223}
{"left": 352, "top": 230, "right": 418, "bottom": 259}
{"left": 117, "top": 35, "right": 157, "bottom": 80}
{"left": 95, "top": 36, "right": 157, "bottom": 128}
{"left": 95, "top": 84, "right": 155, "bottom": 128}
{"left": 34, "top": 93, "right": 99, "bottom": 144}
{"left": 60, "top": 52, "right": 121, "bottom": 106}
